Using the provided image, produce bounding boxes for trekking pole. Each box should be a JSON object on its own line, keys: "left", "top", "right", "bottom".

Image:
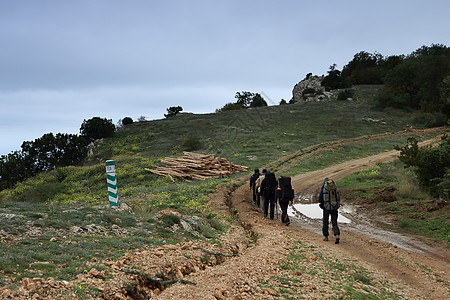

{"left": 276, "top": 201, "right": 278, "bottom": 220}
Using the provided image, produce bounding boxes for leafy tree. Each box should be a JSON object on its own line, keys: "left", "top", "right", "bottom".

{"left": 249, "top": 93, "right": 268, "bottom": 107}
{"left": 0, "top": 151, "right": 28, "bottom": 190}
{"left": 234, "top": 91, "right": 268, "bottom": 108}
{"left": 235, "top": 91, "right": 254, "bottom": 108}
{"left": 216, "top": 102, "right": 243, "bottom": 112}
{"left": 0, "top": 133, "right": 88, "bottom": 190}
{"left": 377, "top": 44, "right": 450, "bottom": 116}
{"left": 165, "top": 106, "right": 183, "bottom": 118}
{"left": 122, "top": 117, "right": 133, "bottom": 125}
{"left": 321, "top": 64, "right": 350, "bottom": 91}
{"left": 80, "top": 117, "right": 115, "bottom": 141}
{"left": 394, "top": 136, "right": 449, "bottom": 199}
{"left": 279, "top": 99, "right": 287, "bottom": 105}
{"left": 342, "top": 51, "right": 385, "bottom": 84}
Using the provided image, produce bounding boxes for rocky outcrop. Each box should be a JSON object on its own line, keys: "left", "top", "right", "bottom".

{"left": 292, "top": 75, "right": 333, "bottom": 103}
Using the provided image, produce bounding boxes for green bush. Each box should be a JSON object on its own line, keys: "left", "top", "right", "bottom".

{"left": 122, "top": 117, "right": 134, "bottom": 125}
{"left": 337, "top": 89, "right": 354, "bottom": 100}
{"left": 394, "top": 136, "right": 449, "bottom": 199}
{"left": 183, "top": 137, "right": 203, "bottom": 151}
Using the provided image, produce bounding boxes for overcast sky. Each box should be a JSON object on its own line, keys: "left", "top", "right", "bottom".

{"left": 1, "top": 0, "right": 449, "bottom": 155}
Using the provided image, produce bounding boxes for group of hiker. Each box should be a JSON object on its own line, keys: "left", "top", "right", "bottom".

{"left": 250, "top": 169, "right": 341, "bottom": 243}
{"left": 249, "top": 168, "right": 294, "bottom": 226}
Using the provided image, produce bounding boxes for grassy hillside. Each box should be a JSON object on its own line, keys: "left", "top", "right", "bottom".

{"left": 0, "top": 85, "right": 448, "bottom": 297}
{"left": 0, "top": 85, "right": 444, "bottom": 208}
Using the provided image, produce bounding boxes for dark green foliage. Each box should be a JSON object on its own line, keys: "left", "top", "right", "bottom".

{"left": 80, "top": 117, "right": 115, "bottom": 141}
{"left": 235, "top": 91, "right": 268, "bottom": 108}
{"left": 183, "top": 137, "right": 203, "bottom": 151}
{"left": 165, "top": 106, "right": 183, "bottom": 118}
{"left": 337, "top": 89, "right": 354, "bottom": 101}
{"left": 377, "top": 44, "right": 450, "bottom": 116}
{"left": 249, "top": 93, "right": 268, "bottom": 107}
{"left": 122, "top": 117, "right": 134, "bottom": 125}
{"left": 342, "top": 51, "right": 388, "bottom": 85}
{"left": 0, "top": 133, "right": 88, "bottom": 190}
{"left": 394, "top": 136, "right": 449, "bottom": 199}
{"left": 216, "top": 102, "right": 244, "bottom": 112}
{"left": 302, "top": 88, "right": 316, "bottom": 96}
{"left": 321, "top": 64, "right": 351, "bottom": 91}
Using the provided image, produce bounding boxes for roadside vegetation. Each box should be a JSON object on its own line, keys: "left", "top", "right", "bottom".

{"left": 338, "top": 159, "right": 449, "bottom": 243}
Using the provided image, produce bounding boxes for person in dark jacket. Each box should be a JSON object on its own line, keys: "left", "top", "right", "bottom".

{"left": 254, "top": 169, "right": 267, "bottom": 207}
{"left": 276, "top": 176, "right": 294, "bottom": 226}
{"left": 318, "top": 177, "right": 341, "bottom": 244}
{"left": 249, "top": 169, "right": 260, "bottom": 204}
{"left": 260, "top": 171, "right": 277, "bottom": 219}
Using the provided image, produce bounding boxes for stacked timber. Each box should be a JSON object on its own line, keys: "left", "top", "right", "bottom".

{"left": 145, "top": 152, "right": 248, "bottom": 181}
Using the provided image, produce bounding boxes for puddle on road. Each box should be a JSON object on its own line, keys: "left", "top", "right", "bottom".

{"left": 289, "top": 204, "right": 351, "bottom": 224}
{"left": 290, "top": 193, "right": 352, "bottom": 223}
{"left": 288, "top": 193, "right": 437, "bottom": 255}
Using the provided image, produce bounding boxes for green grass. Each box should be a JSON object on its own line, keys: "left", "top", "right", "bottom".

{"left": 338, "top": 161, "right": 449, "bottom": 242}
{"left": 0, "top": 201, "right": 229, "bottom": 281}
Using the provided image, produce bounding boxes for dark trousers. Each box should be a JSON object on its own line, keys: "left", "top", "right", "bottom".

{"left": 264, "top": 193, "right": 275, "bottom": 219}
{"left": 279, "top": 201, "right": 290, "bottom": 223}
{"left": 252, "top": 188, "right": 257, "bottom": 204}
{"left": 256, "top": 192, "right": 261, "bottom": 206}
{"left": 322, "top": 209, "right": 340, "bottom": 237}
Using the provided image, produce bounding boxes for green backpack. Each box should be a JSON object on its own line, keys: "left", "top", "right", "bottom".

{"left": 323, "top": 179, "right": 340, "bottom": 210}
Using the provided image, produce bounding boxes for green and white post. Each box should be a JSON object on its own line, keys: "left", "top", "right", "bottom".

{"left": 105, "top": 160, "right": 119, "bottom": 207}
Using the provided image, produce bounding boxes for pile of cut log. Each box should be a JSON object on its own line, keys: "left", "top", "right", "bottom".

{"left": 145, "top": 152, "right": 248, "bottom": 181}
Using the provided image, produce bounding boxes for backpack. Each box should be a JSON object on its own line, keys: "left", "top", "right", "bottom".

{"left": 278, "top": 176, "right": 294, "bottom": 201}
{"left": 323, "top": 179, "right": 340, "bottom": 210}
{"left": 264, "top": 172, "right": 277, "bottom": 195}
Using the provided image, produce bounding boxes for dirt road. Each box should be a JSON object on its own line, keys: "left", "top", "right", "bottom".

{"left": 159, "top": 135, "right": 449, "bottom": 299}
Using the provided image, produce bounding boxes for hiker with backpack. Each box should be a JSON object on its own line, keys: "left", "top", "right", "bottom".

{"left": 249, "top": 169, "right": 260, "bottom": 205}
{"left": 254, "top": 169, "right": 267, "bottom": 207}
{"left": 318, "top": 177, "right": 341, "bottom": 244}
{"left": 276, "top": 176, "right": 295, "bottom": 226}
{"left": 260, "top": 171, "right": 277, "bottom": 219}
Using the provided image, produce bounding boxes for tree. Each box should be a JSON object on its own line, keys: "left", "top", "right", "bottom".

{"left": 80, "top": 117, "right": 115, "bottom": 141}
{"left": 235, "top": 91, "right": 254, "bottom": 108}
{"left": 394, "top": 136, "right": 449, "bottom": 199}
{"left": 122, "top": 117, "right": 133, "bottom": 125}
{"left": 321, "top": 64, "right": 350, "bottom": 91}
{"left": 165, "top": 106, "right": 183, "bottom": 118}
{"left": 0, "top": 133, "right": 88, "bottom": 190}
{"left": 377, "top": 44, "right": 450, "bottom": 115}
{"left": 249, "top": 93, "right": 268, "bottom": 107}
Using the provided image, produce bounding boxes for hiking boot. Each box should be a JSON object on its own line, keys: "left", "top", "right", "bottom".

{"left": 285, "top": 220, "right": 290, "bottom": 226}
{"left": 323, "top": 236, "right": 329, "bottom": 241}
{"left": 335, "top": 235, "right": 340, "bottom": 244}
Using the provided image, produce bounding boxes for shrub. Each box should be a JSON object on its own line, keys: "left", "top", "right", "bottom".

{"left": 337, "top": 89, "right": 354, "bottom": 101}
{"left": 394, "top": 136, "right": 449, "bottom": 199}
{"left": 165, "top": 106, "right": 183, "bottom": 118}
{"left": 80, "top": 117, "right": 115, "bottom": 141}
{"left": 183, "top": 137, "right": 203, "bottom": 151}
{"left": 122, "top": 117, "right": 133, "bottom": 126}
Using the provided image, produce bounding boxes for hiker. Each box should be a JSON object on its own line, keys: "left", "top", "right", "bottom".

{"left": 249, "top": 169, "right": 260, "bottom": 204}
{"left": 318, "top": 177, "right": 341, "bottom": 244}
{"left": 260, "top": 171, "right": 277, "bottom": 219}
{"left": 254, "top": 169, "right": 267, "bottom": 207}
{"left": 276, "top": 176, "right": 295, "bottom": 226}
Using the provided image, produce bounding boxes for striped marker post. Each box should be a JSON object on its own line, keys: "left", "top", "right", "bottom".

{"left": 105, "top": 160, "right": 119, "bottom": 207}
